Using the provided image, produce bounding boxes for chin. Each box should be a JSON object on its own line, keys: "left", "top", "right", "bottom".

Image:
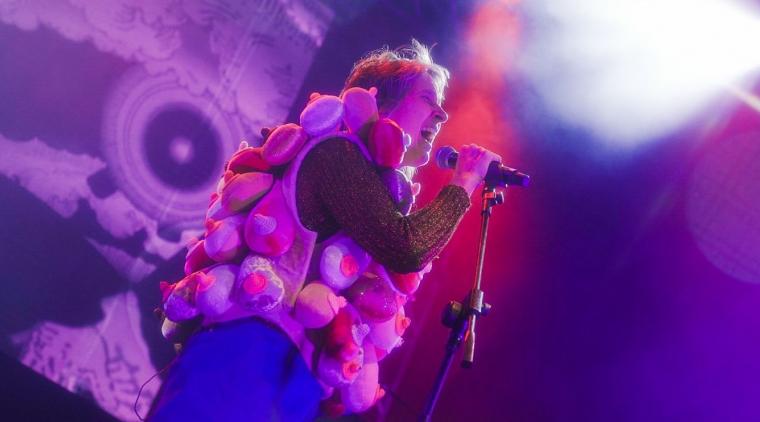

{"left": 403, "top": 151, "right": 430, "bottom": 168}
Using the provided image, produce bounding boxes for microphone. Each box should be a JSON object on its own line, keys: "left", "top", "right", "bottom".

{"left": 436, "top": 146, "right": 530, "bottom": 187}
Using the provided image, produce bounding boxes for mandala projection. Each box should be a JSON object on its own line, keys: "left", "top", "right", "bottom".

{"left": 0, "top": 1, "right": 332, "bottom": 419}
{"left": 101, "top": 67, "right": 242, "bottom": 229}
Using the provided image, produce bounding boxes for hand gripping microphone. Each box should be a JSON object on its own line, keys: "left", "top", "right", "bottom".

{"left": 435, "top": 146, "right": 530, "bottom": 187}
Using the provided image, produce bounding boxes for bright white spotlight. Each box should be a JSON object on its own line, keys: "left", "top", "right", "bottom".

{"left": 518, "top": 0, "right": 760, "bottom": 146}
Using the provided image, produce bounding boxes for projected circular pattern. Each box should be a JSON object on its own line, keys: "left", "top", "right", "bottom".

{"left": 143, "top": 107, "right": 220, "bottom": 190}
{"left": 686, "top": 131, "right": 760, "bottom": 284}
{"left": 102, "top": 68, "right": 243, "bottom": 228}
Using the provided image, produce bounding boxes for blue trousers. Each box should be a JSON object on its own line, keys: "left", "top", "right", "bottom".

{"left": 149, "top": 318, "right": 322, "bottom": 421}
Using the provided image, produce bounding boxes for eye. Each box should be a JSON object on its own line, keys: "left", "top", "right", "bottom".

{"left": 422, "top": 95, "right": 437, "bottom": 107}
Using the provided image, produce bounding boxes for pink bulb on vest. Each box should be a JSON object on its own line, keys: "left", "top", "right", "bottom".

{"left": 340, "top": 255, "right": 359, "bottom": 278}
{"left": 262, "top": 123, "right": 309, "bottom": 166}
{"left": 340, "top": 345, "right": 380, "bottom": 413}
{"left": 204, "top": 214, "right": 247, "bottom": 262}
{"left": 320, "top": 235, "right": 370, "bottom": 290}
{"left": 184, "top": 240, "right": 215, "bottom": 275}
{"left": 164, "top": 272, "right": 205, "bottom": 321}
{"left": 234, "top": 255, "right": 285, "bottom": 313}
{"left": 250, "top": 213, "right": 277, "bottom": 235}
{"left": 368, "top": 118, "right": 405, "bottom": 169}
{"left": 344, "top": 273, "right": 398, "bottom": 323}
{"left": 220, "top": 172, "right": 273, "bottom": 215}
{"left": 195, "top": 264, "right": 237, "bottom": 317}
{"left": 341, "top": 86, "right": 378, "bottom": 137}
{"left": 294, "top": 282, "right": 347, "bottom": 329}
{"left": 242, "top": 272, "right": 268, "bottom": 295}
{"left": 244, "top": 183, "right": 295, "bottom": 257}
{"left": 227, "top": 146, "right": 271, "bottom": 173}
{"left": 300, "top": 95, "right": 344, "bottom": 137}
{"left": 367, "top": 306, "right": 408, "bottom": 355}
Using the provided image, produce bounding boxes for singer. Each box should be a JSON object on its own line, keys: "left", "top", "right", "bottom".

{"left": 150, "top": 40, "right": 501, "bottom": 420}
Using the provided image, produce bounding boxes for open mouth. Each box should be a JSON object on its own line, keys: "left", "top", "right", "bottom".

{"left": 421, "top": 128, "right": 436, "bottom": 144}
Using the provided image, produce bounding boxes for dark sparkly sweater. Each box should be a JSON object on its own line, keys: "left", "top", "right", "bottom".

{"left": 296, "top": 137, "right": 471, "bottom": 274}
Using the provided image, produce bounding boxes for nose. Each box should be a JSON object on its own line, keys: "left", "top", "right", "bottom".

{"left": 433, "top": 103, "right": 448, "bottom": 123}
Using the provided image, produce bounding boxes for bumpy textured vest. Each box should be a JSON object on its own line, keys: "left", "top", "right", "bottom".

{"left": 159, "top": 88, "right": 429, "bottom": 415}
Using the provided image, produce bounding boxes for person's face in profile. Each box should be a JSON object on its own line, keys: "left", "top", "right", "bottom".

{"left": 384, "top": 73, "right": 448, "bottom": 168}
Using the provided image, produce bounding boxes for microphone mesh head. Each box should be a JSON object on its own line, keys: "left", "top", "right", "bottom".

{"left": 435, "top": 146, "right": 457, "bottom": 169}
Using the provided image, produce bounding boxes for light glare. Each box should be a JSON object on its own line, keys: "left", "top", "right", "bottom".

{"left": 519, "top": 0, "right": 760, "bottom": 145}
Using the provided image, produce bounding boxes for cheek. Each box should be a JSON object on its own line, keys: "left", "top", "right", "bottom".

{"left": 386, "top": 103, "right": 427, "bottom": 136}
{"left": 396, "top": 114, "right": 419, "bottom": 136}
{"left": 404, "top": 138, "right": 419, "bottom": 154}
{"left": 405, "top": 139, "right": 431, "bottom": 165}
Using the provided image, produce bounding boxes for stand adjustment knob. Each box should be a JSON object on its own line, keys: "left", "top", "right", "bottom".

{"left": 442, "top": 301, "right": 463, "bottom": 328}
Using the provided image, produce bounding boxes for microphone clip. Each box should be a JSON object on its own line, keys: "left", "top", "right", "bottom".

{"left": 482, "top": 188, "right": 504, "bottom": 216}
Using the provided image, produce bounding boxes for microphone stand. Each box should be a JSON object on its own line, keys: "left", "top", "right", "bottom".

{"left": 420, "top": 184, "right": 504, "bottom": 421}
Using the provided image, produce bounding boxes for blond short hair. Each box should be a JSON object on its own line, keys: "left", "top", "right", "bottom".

{"left": 343, "top": 39, "right": 450, "bottom": 112}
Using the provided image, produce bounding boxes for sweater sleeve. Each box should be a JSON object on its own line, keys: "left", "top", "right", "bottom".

{"left": 298, "top": 137, "right": 470, "bottom": 273}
